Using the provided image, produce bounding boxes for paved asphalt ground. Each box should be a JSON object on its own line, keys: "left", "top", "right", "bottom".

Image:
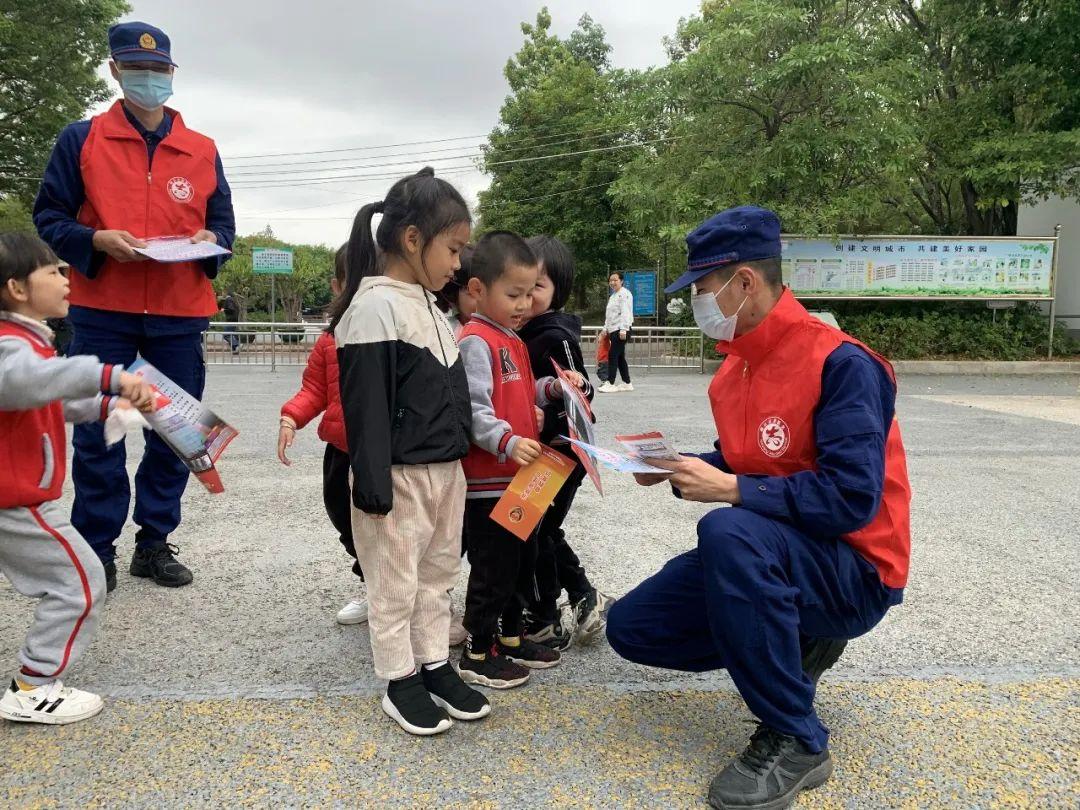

{"left": 2, "top": 365, "right": 1078, "bottom": 808}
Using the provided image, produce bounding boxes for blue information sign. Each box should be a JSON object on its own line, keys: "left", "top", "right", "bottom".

{"left": 623, "top": 270, "right": 657, "bottom": 317}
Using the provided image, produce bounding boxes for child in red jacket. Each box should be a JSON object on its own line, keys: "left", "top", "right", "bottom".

{"left": 277, "top": 246, "right": 364, "bottom": 625}
{"left": 0, "top": 233, "right": 154, "bottom": 726}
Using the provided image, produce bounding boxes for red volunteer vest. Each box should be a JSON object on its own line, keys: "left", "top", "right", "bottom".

{"left": 460, "top": 318, "right": 541, "bottom": 488}
{"left": 0, "top": 321, "right": 67, "bottom": 508}
{"left": 710, "top": 289, "right": 912, "bottom": 588}
{"left": 71, "top": 101, "right": 220, "bottom": 317}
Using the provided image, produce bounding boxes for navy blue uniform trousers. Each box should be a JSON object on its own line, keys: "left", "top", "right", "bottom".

{"left": 68, "top": 320, "right": 206, "bottom": 564}
{"left": 606, "top": 506, "right": 902, "bottom": 752}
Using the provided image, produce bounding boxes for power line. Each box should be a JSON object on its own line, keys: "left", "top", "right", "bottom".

{"left": 235, "top": 179, "right": 618, "bottom": 221}
{"left": 227, "top": 142, "right": 485, "bottom": 172}
{"left": 225, "top": 122, "right": 621, "bottom": 161}
{"left": 503, "top": 180, "right": 616, "bottom": 204}
{"left": 229, "top": 165, "right": 481, "bottom": 190}
{"left": 227, "top": 133, "right": 484, "bottom": 161}
{"left": 230, "top": 166, "right": 479, "bottom": 193}
{"left": 225, "top": 127, "right": 630, "bottom": 173}
{"left": 229, "top": 137, "right": 679, "bottom": 190}
{"left": 229, "top": 153, "right": 482, "bottom": 178}
{"left": 239, "top": 168, "right": 482, "bottom": 216}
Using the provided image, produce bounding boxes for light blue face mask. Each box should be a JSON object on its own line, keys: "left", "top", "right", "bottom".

{"left": 120, "top": 69, "right": 173, "bottom": 111}
{"left": 691, "top": 275, "right": 748, "bottom": 342}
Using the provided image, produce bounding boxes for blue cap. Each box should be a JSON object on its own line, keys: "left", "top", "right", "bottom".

{"left": 665, "top": 205, "right": 781, "bottom": 293}
{"left": 109, "top": 22, "right": 176, "bottom": 67}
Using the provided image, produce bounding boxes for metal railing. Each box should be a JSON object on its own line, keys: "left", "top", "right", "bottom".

{"left": 204, "top": 322, "right": 708, "bottom": 372}
{"left": 580, "top": 326, "right": 705, "bottom": 372}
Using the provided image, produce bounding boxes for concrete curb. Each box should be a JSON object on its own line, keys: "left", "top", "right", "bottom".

{"left": 893, "top": 360, "right": 1080, "bottom": 375}
{"left": 700, "top": 358, "right": 1080, "bottom": 375}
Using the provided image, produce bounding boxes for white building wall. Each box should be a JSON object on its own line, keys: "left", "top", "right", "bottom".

{"left": 1018, "top": 196, "right": 1080, "bottom": 334}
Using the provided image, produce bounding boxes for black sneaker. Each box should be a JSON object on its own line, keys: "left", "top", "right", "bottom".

{"left": 129, "top": 543, "right": 193, "bottom": 588}
{"left": 497, "top": 636, "right": 561, "bottom": 669}
{"left": 707, "top": 724, "right": 832, "bottom": 810}
{"left": 572, "top": 589, "right": 615, "bottom": 645}
{"left": 421, "top": 664, "right": 490, "bottom": 721}
{"left": 381, "top": 671, "right": 452, "bottom": 736}
{"left": 801, "top": 637, "right": 847, "bottom": 685}
{"left": 103, "top": 561, "right": 117, "bottom": 593}
{"left": 524, "top": 618, "right": 574, "bottom": 652}
{"left": 458, "top": 647, "right": 530, "bottom": 689}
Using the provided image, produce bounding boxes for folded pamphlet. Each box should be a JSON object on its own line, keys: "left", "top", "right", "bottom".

{"left": 490, "top": 445, "right": 575, "bottom": 541}
{"left": 129, "top": 360, "right": 238, "bottom": 493}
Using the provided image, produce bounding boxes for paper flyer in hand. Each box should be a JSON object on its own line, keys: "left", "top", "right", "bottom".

{"left": 550, "top": 359, "right": 603, "bottom": 495}
{"left": 129, "top": 360, "right": 238, "bottom": 493}
{"left": 563, "top": 438, "right": 674, "bottom": 476}
{"left": 490, "top": 445, "right": 576, "bottom": 541}
{"left": 615, "top": 432, "right": 682, "bottom": 462}
{"left": 133, "top": 237, "right": 231, "bottom": 264}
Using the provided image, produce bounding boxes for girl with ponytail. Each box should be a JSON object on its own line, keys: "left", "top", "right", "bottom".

{"left": 333, "top": 168, "right": 490, "bottom": 736}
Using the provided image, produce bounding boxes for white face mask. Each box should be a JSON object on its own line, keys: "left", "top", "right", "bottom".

{"left": 691, "top": 276, "right": 748, "bottom": 341}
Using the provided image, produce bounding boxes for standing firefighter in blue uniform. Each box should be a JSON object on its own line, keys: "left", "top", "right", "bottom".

{"left": 33, "top": 22, "right": 235, "bottom": 591}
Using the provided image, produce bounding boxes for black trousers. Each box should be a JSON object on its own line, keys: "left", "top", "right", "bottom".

{"left": 607, "top": 329, "right": 631, "bottom": 384}
{"left": 526, "top": 460, "right": 592, "bottom": 622}
{"left": 463, "top": 498, "right": 538, "bottom": 649}
{"left": 323, "top": 444, "right": 363, "bottom": 579}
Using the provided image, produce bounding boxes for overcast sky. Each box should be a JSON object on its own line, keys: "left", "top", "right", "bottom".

{"left": 93, "top": 1, "right": 700, "bottom": 246}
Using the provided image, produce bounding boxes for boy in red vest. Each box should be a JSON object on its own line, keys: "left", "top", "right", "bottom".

{"left": 0, "top": 233, "right": 154, "bottom": 725}
{"left": 32, "top": 22, "right": 235, "bottom": 591}
{"left": 606, "top": 207, "right": 912, "bottom": 809}
{"left": 456, "top": 232, "right": 582, "bottom": 689}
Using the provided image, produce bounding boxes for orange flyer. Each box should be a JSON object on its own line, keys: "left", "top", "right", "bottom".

{"left": 490, "top": 445, "right": 576, "bottom": 541}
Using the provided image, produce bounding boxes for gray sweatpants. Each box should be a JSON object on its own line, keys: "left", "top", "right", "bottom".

{"left": 0, "top": 501, "right": 106, "bottom": 686}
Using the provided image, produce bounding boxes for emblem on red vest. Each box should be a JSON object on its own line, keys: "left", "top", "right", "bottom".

{"left": 168, "top": 176, "right": 194, "bottom": 203}
{"left": 758, "top": 416, "right": 790, "bottom": 458}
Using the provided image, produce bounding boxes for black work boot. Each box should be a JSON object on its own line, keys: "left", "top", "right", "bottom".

{"left": 800, "top": 637, "right": 847, "bottom": 685}
{"left": 130, "top": 543, "right": 193, "bottom": 588}
{"left": 103, "top": 561, "right": 117, "bottom": 593}
{"left": 708, "top": 724, "right": 832, "bottom": 809}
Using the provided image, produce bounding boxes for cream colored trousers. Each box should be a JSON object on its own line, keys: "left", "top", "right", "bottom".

{"left": 351, "top": 461, "right": 466, "bottom": 680}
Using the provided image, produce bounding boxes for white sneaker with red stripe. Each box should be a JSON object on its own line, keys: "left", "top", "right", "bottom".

{"left": 0, "top": 678, "right": 104, "bottom": 725}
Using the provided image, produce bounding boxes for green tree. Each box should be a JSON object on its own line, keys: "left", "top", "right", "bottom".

{"left": 0, "top": 0, "right": 129, "bottom": 206}
{"left": 214, "top": 228, "right": 335, "bottom": 322}
{"left": 612, "top": 0, "right": 922, "bottom": 254}
{"left": 891, "top": 0, "right": 1080, "bottom": 234}
{"left": 0, "top": 196, "right": 33, "bottom": 231}
{"left": 477, "top": 9, "right": 648, "bottom": 308}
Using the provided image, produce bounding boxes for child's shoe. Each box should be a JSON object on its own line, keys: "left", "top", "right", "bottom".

{"left": 573, "top": 589, "right": 616, "bottom": 645}
{"left": 523, "top": 616, "right": 574, "bottom": 652}
{"left": 421, "top": 663, "right": 490, "bottom": 720}
{"left": 381, "top": 671, "right": 452, "bottom": 736}
{"left": 336, "top": 596, "right": 369, "bottom": 625}
{"left": 458, "top": 646, "right": 530, "bottom": 689}
{"left": 0, "top": 678, "right": 103, "bottom": 725}
{"left": 497, "top": 636, "right": 561, "bottom": 669}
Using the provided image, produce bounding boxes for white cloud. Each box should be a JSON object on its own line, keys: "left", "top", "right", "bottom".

{"left": 97, "top": 1, "right": 700, "bottom": 245}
